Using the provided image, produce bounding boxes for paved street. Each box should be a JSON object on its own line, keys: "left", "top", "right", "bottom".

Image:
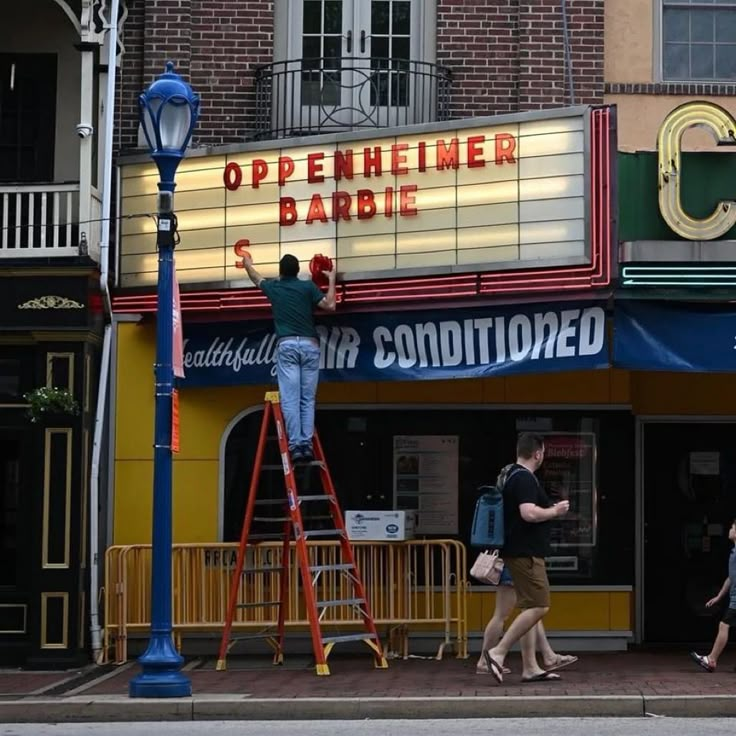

{"left": 2, "top": 719, "right": 735, "bottom": 736}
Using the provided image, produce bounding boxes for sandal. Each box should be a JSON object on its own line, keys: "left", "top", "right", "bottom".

{"left": 690, "top": 651, "right": 715, "bottom": 672}
{"left": 542, "top": 654, "right": 578, "bottom": 672}
{"left": 521, "top": 671, "right": 562, "bottom": 683}
{"left": 483, "top": 651, "right": 504, "bottom": 684}
{"left": 476, "top": 664, "right": 512, "bottom": 675}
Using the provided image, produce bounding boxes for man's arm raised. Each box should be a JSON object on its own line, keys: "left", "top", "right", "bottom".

{"left": 317, "top": 267, "right": 337, "bottom": 312}
{"left": 242, "top": 253, "right": 264, "bottom": 287}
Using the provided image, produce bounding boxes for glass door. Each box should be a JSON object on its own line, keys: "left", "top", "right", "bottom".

{"left": 357, "top": 0, "right": 421, "bottom": 128}
{"left": 643, "top": 422, "right": 736, "bottom": 643}
{"left": 284, "top": 0, "right": 425, "bottom": 134}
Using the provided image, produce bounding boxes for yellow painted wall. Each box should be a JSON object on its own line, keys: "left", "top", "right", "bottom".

{"left": 467, "top": 590, "right": 632, "bottom": 632}
{"left": 606, "top": 94, "right": 736, "bottom": 152}
{"left": 605, "top": 0, "right": 653, "bottom": 84}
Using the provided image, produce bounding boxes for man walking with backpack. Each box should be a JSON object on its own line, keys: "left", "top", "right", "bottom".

{"left": 483, "top": 432, "right": 570, "bottom": 683}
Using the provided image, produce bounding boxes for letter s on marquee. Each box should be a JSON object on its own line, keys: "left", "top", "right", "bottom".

{"left": 658, "top": 102, "right": 736, "bottom": 240}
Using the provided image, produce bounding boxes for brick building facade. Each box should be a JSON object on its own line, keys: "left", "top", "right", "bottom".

{"left": 116, "top": 0, "right": 605, "bottom": 150}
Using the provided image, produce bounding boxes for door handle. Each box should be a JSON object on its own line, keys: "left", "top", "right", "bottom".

{"left": 360, "top": 29, "right": 369, "bottom": 54}
{"left": 345, "top": 30, "right": 352, "bottom": 54}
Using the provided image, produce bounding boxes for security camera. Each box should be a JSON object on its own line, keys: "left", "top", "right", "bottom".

{"left": 76, "top": 123, "right": 94, "bottom": 139}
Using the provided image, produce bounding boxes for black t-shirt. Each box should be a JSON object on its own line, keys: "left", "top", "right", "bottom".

{"left": 501, "top": 463, "right": 552, "bottom": 558}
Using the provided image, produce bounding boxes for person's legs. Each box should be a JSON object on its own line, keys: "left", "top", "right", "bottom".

{"left": 536, "top": 620, "right": 578, "bottom": 670}
{"left": 298, "top": 341, "right": 321, "bottom": 455}
{"left": 691, "top": 608, "right": 735, "bottom": 671}
{"left": 488, "top": 606, "right": 548, "bottom": 669}
{"left": 487, "top": 557, "right": 551, "bottom": 682}
{"left": 275, "top": 341, "right": 301, "bottom": 454}
{"left": 477, "top": 585, "right": 516, "bottom": 671}
{"left": 707, "top": 621, "right": 731, "bottom": 665}
{"left": 519, "top": 625, "right": 548, "bottom": 679}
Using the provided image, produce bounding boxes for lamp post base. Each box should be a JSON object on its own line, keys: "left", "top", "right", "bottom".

{"left": 128, "top": 635, "right": 192, "bottom": 698}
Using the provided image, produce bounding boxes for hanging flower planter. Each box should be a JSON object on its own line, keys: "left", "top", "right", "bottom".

{"left": 23, "top": 387, "right": 80, "bottom": 424}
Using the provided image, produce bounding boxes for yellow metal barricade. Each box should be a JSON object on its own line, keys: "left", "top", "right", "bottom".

{"left": 103, "top": 540, "right": 468, "bottom": 664}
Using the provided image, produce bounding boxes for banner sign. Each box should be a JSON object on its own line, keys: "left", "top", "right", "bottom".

{"left": 614, "top": 301, "right": 736, "bottom": 372}
{"left": 180, "top": 301, "right": 608, "bottom": 387}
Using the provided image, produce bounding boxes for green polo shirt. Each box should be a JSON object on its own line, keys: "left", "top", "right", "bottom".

{"left": 260, "top": 276, "right": 325, "bottom": 338}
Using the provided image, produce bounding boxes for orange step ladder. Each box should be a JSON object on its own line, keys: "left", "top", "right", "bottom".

{"left": 217, "top": 391, "right": 388, "bottom": 676}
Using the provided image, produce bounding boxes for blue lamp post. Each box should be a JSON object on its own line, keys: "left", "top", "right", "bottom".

{"left": 129, "top": 62, "right": 199, "bottom": 699}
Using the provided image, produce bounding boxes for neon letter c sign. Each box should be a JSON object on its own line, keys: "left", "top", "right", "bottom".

{"left": 658, "top": 101, "right": 736, "bottom": 240}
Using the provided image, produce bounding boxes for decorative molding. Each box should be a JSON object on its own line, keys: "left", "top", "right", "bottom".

{"left": 606, "top": 81, "right": 736, "bottom": 97}
{"left": 18, "top": 296, "right": 85, "bottom": 311}
{"left": 97, "top": 0, "right": 129, "bottom": 57}
{"left": 53, "top": 0, "right": 129, "bottom": 51}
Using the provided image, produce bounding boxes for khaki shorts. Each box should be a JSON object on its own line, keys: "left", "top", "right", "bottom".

{"left": 503, "top": 557, "right": 550, "bottom": 609}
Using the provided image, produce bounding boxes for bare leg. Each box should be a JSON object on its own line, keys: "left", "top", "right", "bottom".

{"left": 707, "top": 622, "right": 731, "bottom": 666}
{"left": 536, "top": 621, "right": 556, "bottom": 661}
{"left": 477, "top": 586, "right": 516, "bottom": 670}
{"left": 488, "top": 606, "right": 549, "bottom": 669}
{"left": 519, "top": 626, "right": 546, "bottom": 679}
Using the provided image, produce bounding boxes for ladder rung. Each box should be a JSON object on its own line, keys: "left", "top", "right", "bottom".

{"left": 242, "top": 566, "right": 283, "bottom": 574}
{"left": 236, "top": 600, "right": 282, "bottom": 608}
{"left": 317, "top": 598, "right": 365, "bottom": 608}
{"left": 310, "top": 563, "right": 354, "bottom": 573}
{"left": 254, "top": 499, "right": 286, "bottom": 506}
{"left": 261, "top": 464, "right": 285, "bottom": 471}
{"left": 321, "top": 632, "right": 377, "bottom": 644}
{"left": 253, "top": 516, "right": 290, "bottom": 523}
{"left": 304, "top": 529, "right": 343, "bottom": 539}
{"left": 299, "top": 495, "right": 331, "bottom": 502}
{"left": 248, "top": 533, "right": 286, "bottom": 541}
{"left": 229, "top": 631, "right": 277, "bottom": 642}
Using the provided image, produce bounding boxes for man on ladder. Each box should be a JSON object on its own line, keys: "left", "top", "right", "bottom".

{"left": 242, "top": 252, "right": 336, "bottom": 463}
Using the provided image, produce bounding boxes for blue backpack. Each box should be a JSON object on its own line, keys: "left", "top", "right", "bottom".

{"left": 470, "top": 465, "right": 521, "bottom": 548}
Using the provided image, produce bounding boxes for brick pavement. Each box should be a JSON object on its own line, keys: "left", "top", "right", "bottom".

{"left": 63, "top": 651, "right": 736, "bottom": 699}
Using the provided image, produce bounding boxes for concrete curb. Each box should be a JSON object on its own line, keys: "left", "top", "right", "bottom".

{"left": 2, "top": 694, "right": 736, "bottom": 722}
{"left": 0, "top": 694, "right": 649, "bottom": 722}
{"left": 644, "top": 695, "right": 736, "bottom": 718}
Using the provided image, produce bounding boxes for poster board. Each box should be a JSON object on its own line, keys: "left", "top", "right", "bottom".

{"left": 540, "top": 432, "right": 597, "bottom": 549}
{"left": 393, "top": 435, "right": 459, "bottom": 534}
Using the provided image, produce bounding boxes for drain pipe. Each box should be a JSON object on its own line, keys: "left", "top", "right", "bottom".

{"left": 561, "top": 0, "right": 576, "bottom": 105}
{"left": 89, "top": 0, "right": 120, "bottom": 664}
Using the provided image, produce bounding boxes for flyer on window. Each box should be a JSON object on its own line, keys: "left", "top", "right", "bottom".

{"left": 539, "top": 432, "right": 597, "bottom": 548}
{"left": 393, "top": 435, "right": 459, "bottom": 534}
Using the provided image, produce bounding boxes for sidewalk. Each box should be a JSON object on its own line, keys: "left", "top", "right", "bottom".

{"left": 0, "top": 651, "right": 735, "bottom": 722}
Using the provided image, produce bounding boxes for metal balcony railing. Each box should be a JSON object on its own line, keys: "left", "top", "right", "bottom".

{"left": 0, "top": 183, "right": 80, "bottom": 257}
{"left": 254, "top": 57, "right": 452, "bottom": 140}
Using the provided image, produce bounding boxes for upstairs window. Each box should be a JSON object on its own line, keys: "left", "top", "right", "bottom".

{"left": 662, "top": 1, "right": 736, "bottom": 81}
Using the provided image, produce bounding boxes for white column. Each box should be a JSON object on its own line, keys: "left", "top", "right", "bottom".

{"left": 78, "top": 45, "right": 95, "bottom": 255}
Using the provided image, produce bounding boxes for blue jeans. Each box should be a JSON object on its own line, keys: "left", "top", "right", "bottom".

{"left": 276, "top": 337, "right": 321, "bottom": 451}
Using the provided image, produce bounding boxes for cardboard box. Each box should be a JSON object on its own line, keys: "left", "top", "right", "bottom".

{"left": 345, "top": 510, "right": 416, "bottom": 541}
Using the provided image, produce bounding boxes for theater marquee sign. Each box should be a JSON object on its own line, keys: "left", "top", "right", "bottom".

{"left": 119, "top": 106, "right": 613, "bottom": 289}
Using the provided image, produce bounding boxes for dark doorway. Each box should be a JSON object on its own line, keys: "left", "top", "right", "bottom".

{"left": 643, "top": 422, "right": 736, "bottom": 643}
{"left": 0, "top": 427, "right": 31, "bottom": 589}
{"left": 0, "top": 53, "right": 57, "bottom": 183}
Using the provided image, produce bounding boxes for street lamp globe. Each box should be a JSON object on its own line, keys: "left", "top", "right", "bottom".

{"left": 138, "top": 61, "right": 200, "bottom": 191}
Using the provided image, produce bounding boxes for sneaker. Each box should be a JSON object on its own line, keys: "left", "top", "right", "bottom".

{"left": 299, "top": 443, "right": 314, "bottom": 462}
{"left": 290, "top": 447, "right": 305, "bottom": 464}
